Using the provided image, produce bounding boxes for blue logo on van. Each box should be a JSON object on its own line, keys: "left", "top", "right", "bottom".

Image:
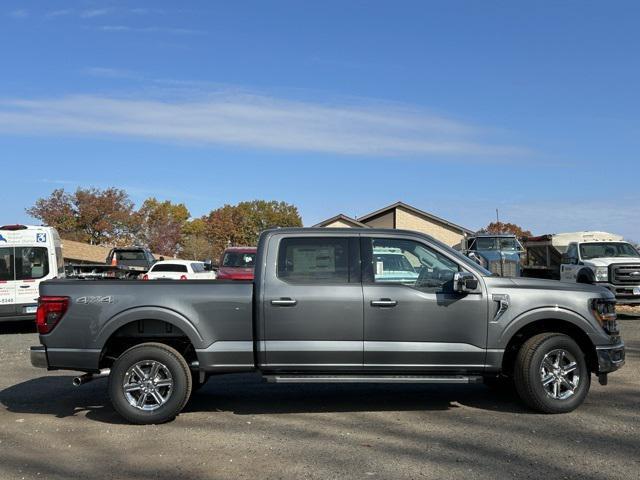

{"left": 36, "top": 233, "right": 47, "bottom": 243}
{"left": 0, "top": 234, "right": 7, "bottom": 243}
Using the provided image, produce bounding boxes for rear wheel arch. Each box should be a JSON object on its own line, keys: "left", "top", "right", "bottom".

{"left": 501, "top": 318, "right": 598, "bottom": 377}
{"left": 99, "top": 318, "right": 198, "bottom": 370}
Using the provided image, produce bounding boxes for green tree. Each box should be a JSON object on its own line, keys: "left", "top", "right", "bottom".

{"left": 27, "top": 187, "right": 136, "bottom": 245}
{"left": 203, "top": 200, "right": 302, "bottom": 260}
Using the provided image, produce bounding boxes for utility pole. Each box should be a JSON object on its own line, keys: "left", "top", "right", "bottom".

{"left": 496, "top": 208, "right": 500, "bottom": 224}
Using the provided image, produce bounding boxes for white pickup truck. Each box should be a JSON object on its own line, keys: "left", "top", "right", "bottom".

{"left": 523, "top": 232, "right": 640, "bottom": 306}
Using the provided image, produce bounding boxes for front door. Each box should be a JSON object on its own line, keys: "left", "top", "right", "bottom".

{"left": 262, "top": 235, "right": 363, "bottom": 370}
{"left": 361, "top": 236, "right": 488, "bottom": 372}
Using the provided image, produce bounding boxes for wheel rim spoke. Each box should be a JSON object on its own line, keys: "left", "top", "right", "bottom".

{"left": 540, "top": 348, "right": 579, "bottom": 401}
{"left": 123, "top": 360, "right": 174, "bottom": 412}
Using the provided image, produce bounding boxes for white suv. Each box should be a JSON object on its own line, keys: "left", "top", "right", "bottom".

{"left": 144, "top": 260, "right": 216, "bottom": 281}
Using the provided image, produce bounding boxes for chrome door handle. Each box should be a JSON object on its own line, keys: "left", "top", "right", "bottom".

{"left": 371, "top": 299, "right": 397, "bottom": 307}
{"left": 271, "top": 298, "right": 297, "bottom": 307}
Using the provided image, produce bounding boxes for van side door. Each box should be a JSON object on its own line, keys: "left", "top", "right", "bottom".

{"left": 361, "top": 235, "right": 488, "bottom": 372}
{"left": 0, "top": 247, "right": 16, "bottom": 315}
{"left": 261, "top": 234, "right": 363, "bottom": 370}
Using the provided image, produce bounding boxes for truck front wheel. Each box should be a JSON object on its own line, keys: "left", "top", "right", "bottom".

{"left": 108, "top": 342, "right": 192, "bottom": 424}
{"left": 513, "top": 333, "right": 590, "bottom": 413}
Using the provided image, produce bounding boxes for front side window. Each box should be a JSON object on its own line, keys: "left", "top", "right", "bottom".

{"left": 15, "top": 247, "right": 49, "bottom": 280}
{"left": 0, "top": 247, "right": 13, "bottom": 281}
{"left": 151, "top": 264, "right": 188, "bottom": 273}
{"left": 366, "top": 238, "right": 460, "bottom": 292}
{"left": 277, "top": 237, "right": 350, "bottom": 283}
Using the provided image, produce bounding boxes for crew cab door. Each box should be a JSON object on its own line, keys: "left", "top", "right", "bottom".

{"left": 560, "top": 243, "right": 579, "bottom": 282}
{"left": 261, "top": 234, "right": 363, "bottom": 370}
{"left": 361, "top": 235, "right": 488, "bottom": 372}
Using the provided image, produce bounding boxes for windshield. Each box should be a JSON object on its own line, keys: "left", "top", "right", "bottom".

{"left": 222, "top": 252, "right": 256, "bottom": 268}
{"left": 373, "top": 253, "right": 416, "bottom": 273}
{"left": 580, "top": 242, "right": 640, "bottom": 260}
{"left": 474, "top": 237, "right": 520, "bottom": 251}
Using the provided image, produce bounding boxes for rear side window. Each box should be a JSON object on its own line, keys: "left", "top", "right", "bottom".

{"left": 152, "top": 264, "right": 188, "bottom": 273}
{"left": 15, "top": 247, "right": 50, "bottom": 280}
{"left": 0, "top": 247, "right": 13, "bottom": 281}
{"left": 191, "top": 263, "right": 205, "bottom": 273}
{"left": 277, "top": 237, "right": 350, "bottom": 283}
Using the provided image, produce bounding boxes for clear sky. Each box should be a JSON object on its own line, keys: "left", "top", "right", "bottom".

{"left": 1, "top": 1, "right": 638, "bottom": 240}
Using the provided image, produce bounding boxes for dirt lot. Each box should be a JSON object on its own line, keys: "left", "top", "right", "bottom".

{"left": 0, "top": 317, "right": 638, "bottom": 480}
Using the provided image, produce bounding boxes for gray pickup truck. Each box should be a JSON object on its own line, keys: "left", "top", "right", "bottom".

{"left": 30, "top": 228, "right": 625, "bottom": 424}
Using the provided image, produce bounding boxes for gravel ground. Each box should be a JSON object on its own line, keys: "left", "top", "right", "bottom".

{"left": 0, "top": 318, "right": 638, "bottom": 480}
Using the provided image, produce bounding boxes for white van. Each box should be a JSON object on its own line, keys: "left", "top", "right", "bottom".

{"left": 0, "top": 224, "right": 64, "bottom": 322}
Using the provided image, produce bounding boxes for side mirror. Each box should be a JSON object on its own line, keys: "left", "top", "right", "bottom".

{"left": 453, "top": 271, "right": 479, "bottom": 293}
{"left": 203, "top": 260, "right": 213, "bottom": 271}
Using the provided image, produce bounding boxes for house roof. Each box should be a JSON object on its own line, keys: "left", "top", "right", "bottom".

{"left": 61, "top": 239, "right": 111, "bottom": 263}
{"left": 312, "top": 214, "right": 370, "bottom": 228}
{"left": 358, "top": 201, "right": 474, "bottom": 235}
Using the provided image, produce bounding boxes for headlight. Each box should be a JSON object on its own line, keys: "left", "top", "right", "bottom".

{"left": 591, "top": 298, "right": 619, "bottom": 335}
{"left": 594, "top": 266, "right": 609, "bottom": 282}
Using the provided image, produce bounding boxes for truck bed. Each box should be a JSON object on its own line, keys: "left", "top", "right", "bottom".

{"left": 38, "top": 279, "right": 255, "bottom": 372}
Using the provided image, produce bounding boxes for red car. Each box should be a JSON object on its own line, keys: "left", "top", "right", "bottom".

{"left": 216, "top": 247, "right": 257, "bottom": 280}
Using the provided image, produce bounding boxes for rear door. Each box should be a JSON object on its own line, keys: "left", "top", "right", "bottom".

{"left": 361, "top": 235, "right": 488, "bottom": 372}
{"left": 0, "top": 247, "right": 16, "bottom": 315}
{"left": 262, "top": 234, "right": 363, "bottom": 370}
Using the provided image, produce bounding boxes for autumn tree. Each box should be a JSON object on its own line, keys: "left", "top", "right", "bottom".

{"left": 27, "top": 187, "right": 136, "bottom": 245}
{"left": 180, "top": 218, "right": 213, "bottom": 260}
{"left": 482, "top": 221, "right": 532, "bottom": 238}
{"left": 135, "top": 198, "right": 190, "bottom": 257}
{"left": 203, "top": 200, "right": 302, "bottom": 260}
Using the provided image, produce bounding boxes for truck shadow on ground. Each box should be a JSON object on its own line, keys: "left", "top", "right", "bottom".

{"left": 0, "top": 373, "right": 532, "bottom": 424}
{"left": 0, "top": 321, "right": 36, "bottom": 335}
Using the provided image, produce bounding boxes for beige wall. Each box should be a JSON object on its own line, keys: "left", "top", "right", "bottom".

{"left": 361, "top": 211, "right": 394, "bottom": 229}
{"left": 395, "top": 206, "right": 464, "bottom": 246}
{"left": 323, "top": 219, "right": 358, "bottom": 228}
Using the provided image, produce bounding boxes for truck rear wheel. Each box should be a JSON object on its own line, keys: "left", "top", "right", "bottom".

{"left": 513, "top": 333, "right": 590, "bottom": 413}
{"left": 108, "top": 342, "right": 192, "bottom": 424}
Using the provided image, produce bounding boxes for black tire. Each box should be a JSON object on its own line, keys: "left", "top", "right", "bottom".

{"left": 108, "top": 342, "right": 192, "bottom": 424}
{"left": 514, "top": 333, "right": 590, "bottom": 414}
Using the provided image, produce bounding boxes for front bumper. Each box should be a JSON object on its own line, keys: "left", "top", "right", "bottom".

{"left": 596, "top": 342, "right": 625, "bottom": 374}
{"left": 598, "top": 282, "right": 640, "bottom": 305}
{"left": 30, "top": 346, "right": 48, "bottom": 369}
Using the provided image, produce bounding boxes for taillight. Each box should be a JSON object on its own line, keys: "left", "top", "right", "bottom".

{"left": 142, "top": 274, "right": 149, "bottom": 281}
{"left": 36, "top": 296, "right": 69, "bottom": 334}
{"left": 180, "top": 275, "right": 188, "bottom": 280}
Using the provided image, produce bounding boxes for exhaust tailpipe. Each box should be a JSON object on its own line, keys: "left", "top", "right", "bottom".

{"left": 72, "top": 369, "right": 110, "bottom": 386}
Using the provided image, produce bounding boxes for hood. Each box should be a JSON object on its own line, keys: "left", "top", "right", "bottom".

{"left": 582, "top": 257, "right": 640, "bottom": 267}
{"left": 495, "top": 276, "right": 611, "bottom": 296}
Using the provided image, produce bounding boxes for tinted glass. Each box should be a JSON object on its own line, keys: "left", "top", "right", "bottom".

{"left": 277, "top": 237, "right": 350, "bottom": 283}
{"left": 152, "top": 264, "right": 188, "bottom": 273}
{"left": 222, "top": 252, "right": 256, "bottom": 267}
{"left": 368, "top": 238, "right": 459, "bottom": 292}
{"left": 580, "top": 243, "right": 640, "bottom": 259}
{"left": 191, "top": 263, "right": 205, "bottom": 273}
{"left": 117, "top": 251, "right": 148, "bottom": 261}
{"left": 0, "top": 247, "right": 13, "bottom": 281}
{"left": 15, "top": 247, "right": 49, "bottom": 280}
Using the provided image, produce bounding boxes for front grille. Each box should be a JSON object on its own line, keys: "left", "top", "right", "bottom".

{"left": 610, "top": 264, "right": 640, "bottom": 285}
{"left": 488, "top": 259, "right": 518, "bottom": 277}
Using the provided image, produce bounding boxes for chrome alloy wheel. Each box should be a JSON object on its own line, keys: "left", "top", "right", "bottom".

{"left": 123, "top": 360, "right": 173, "bottom": 411}
{"left": 539, "top": 349, "right": 580, "bottom": 400}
